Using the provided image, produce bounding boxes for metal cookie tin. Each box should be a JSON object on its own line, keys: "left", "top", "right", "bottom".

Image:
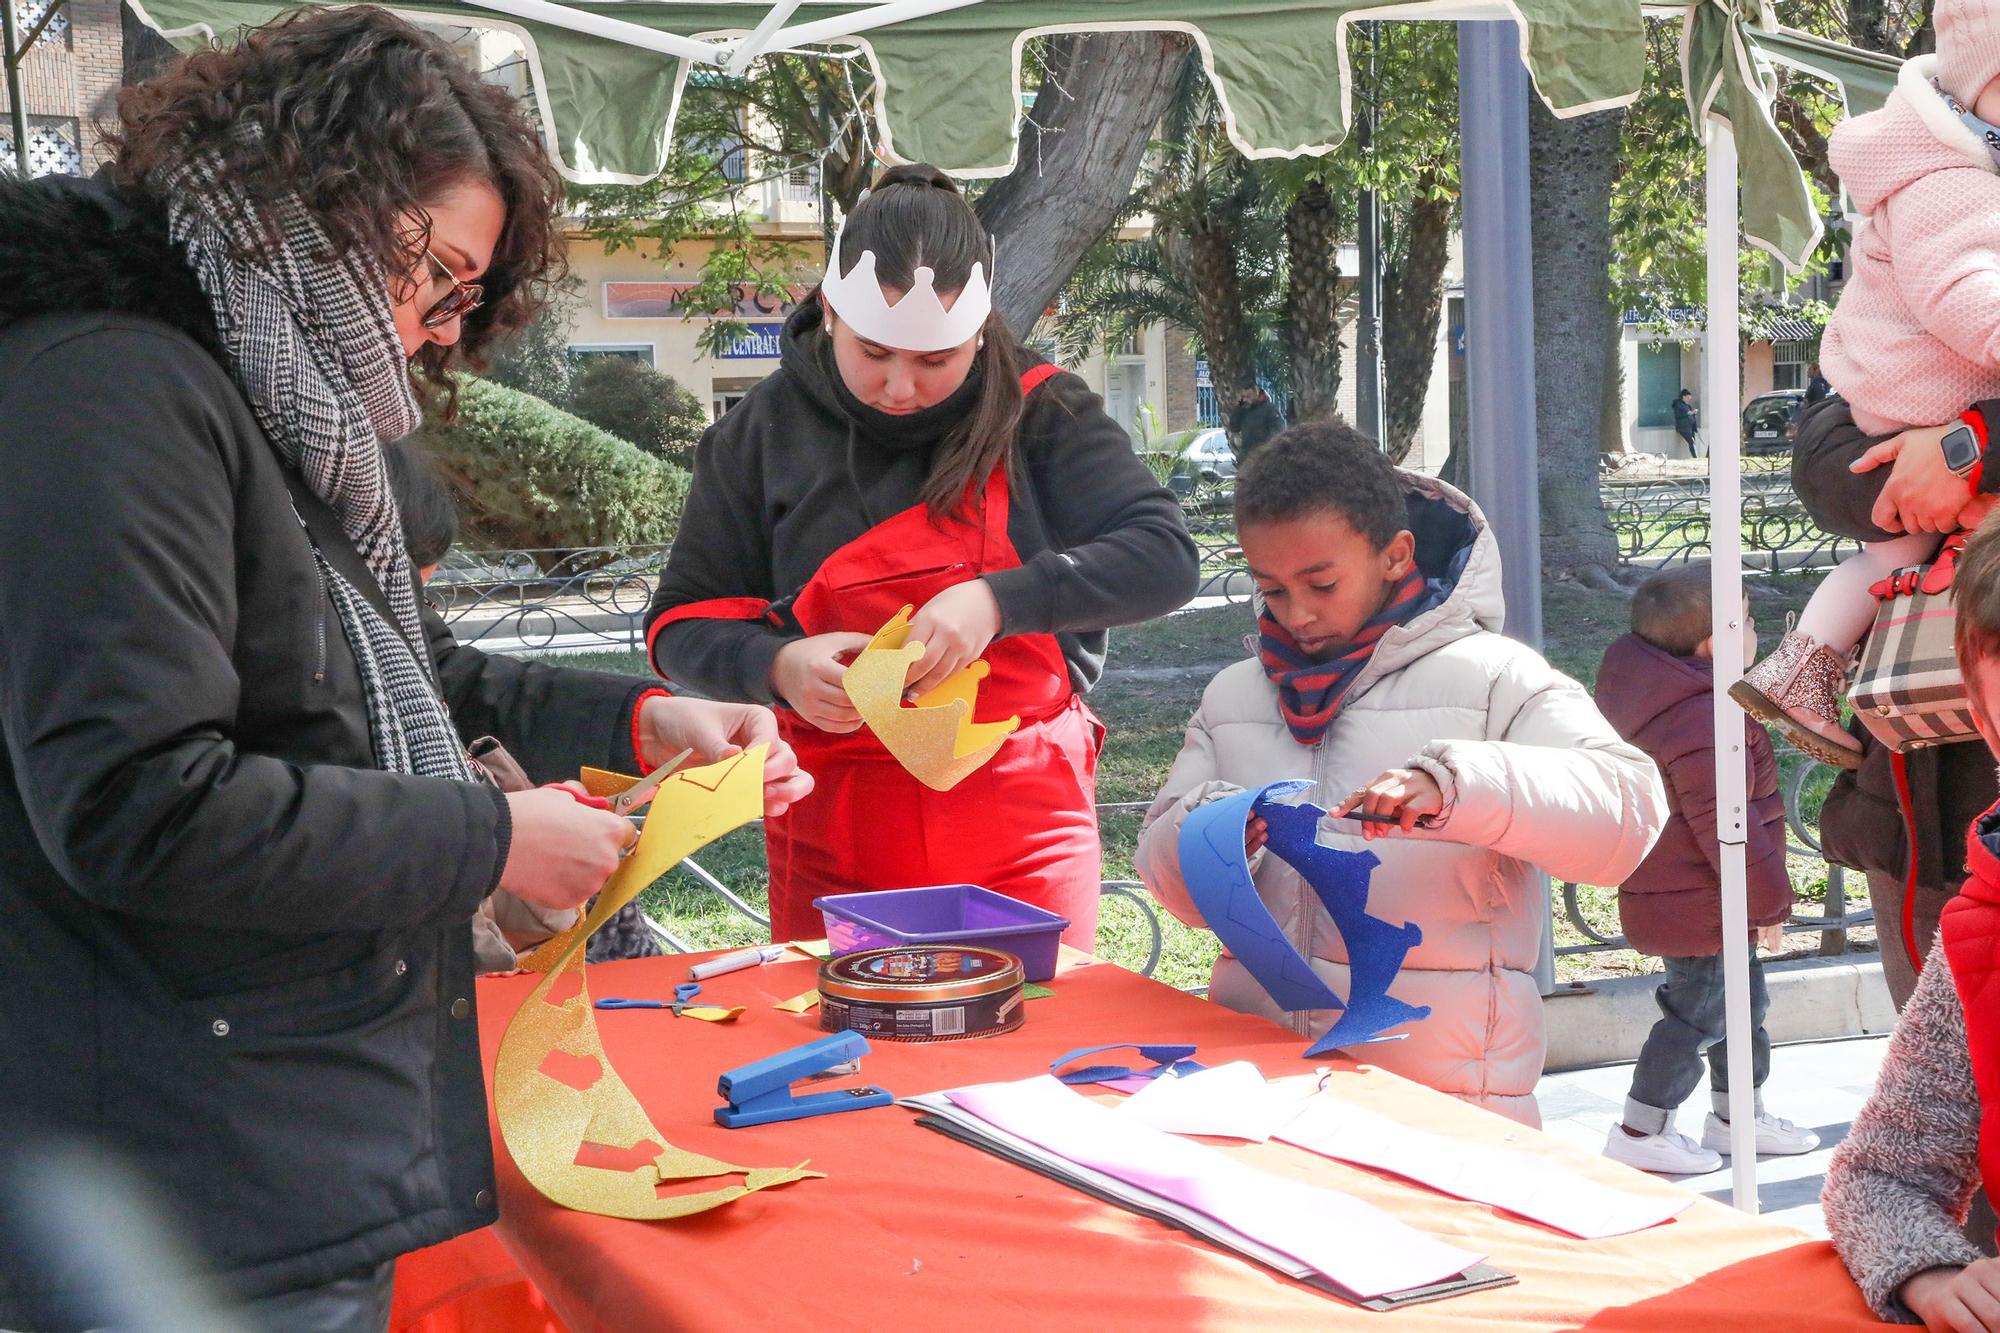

{"left": 817, "top": 945, "right": 1026, "bottom": 1043}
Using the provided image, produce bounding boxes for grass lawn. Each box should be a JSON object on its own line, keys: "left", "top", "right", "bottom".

{"left": 557, "top": 566, "right": 1873, "bottom": 990}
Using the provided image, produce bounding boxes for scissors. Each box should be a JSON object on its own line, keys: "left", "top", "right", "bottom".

{"left": 596, "top": 983, "right": 703, "bottom": 1014}
{"left": 542, "top": 748, "right": 698, "bottom": 817}
{"left": 608, "top": 748, "right": 696, "bottom": 817}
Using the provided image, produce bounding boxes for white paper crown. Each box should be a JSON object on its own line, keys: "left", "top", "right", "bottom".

{"left": 819, "top": 212, "right": 993, "bottom": 352}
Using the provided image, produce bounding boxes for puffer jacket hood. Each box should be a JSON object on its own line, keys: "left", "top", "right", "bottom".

{"left": 1821, "top": 55, "right": 2000, "bottom": 435}
{"left": 1831, "top": 55, "right": 1995, "bottom": 218}
{"left": 1595, "top": 632, "right": 1792, "bottom": 955}
{"left": 1141, "top": 471, "right": 1667, "bottom": 1126}
{"left": 1241, "top": 472, "right": 1492, "bottom": 693}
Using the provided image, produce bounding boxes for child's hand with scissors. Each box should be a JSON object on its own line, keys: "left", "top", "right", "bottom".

{"left": 1334, "top": 768, "right": 1443, "bottom": 840}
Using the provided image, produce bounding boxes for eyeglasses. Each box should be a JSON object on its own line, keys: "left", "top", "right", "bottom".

{"left": 421, "top": 246, "right": 484, "bottom": 329}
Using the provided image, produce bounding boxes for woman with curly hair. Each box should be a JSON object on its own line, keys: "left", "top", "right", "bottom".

{"left": 0, "top": 8, "right": 807, "bottom": 1328}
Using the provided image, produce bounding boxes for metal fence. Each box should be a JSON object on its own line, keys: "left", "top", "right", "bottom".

{"left": 428, "top": 545, "right": 668, "bottom": 654}
{"left": 1602, "top": 464, "right": 1863, "bottom": 574}
{"left": 460, "top": 463, "right": 1873, "bottom": 975}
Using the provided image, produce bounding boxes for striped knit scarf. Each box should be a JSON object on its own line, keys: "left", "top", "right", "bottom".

{"left": 157, "top": 146, "right": 473, "bottom": 783}
{"left": 1259, "top": 569, "right": 1430, "bottom": 746}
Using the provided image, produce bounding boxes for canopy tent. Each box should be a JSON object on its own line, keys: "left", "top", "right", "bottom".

{"left": 126, "top": 0, "right": 1649, "bottom": 184}
{"left": 113, "top": 0, "right": 1912, "bottom": 1216}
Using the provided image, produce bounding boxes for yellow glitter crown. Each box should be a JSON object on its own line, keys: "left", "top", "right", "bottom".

{"left": 841, "top": 605, "right": 1020, "bottom": 792}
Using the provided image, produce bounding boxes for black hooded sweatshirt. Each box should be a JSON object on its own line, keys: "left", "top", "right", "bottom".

{"left": 647, "top": 301, "right": 1201, "bottom": 703}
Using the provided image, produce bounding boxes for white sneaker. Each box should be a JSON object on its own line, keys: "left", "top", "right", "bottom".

{"left": 1701, "top": 1111, "right": 1820, "bottom": 1157}
{"left": 1603, "top": 1124, "right": 1723, "bottom": 1175}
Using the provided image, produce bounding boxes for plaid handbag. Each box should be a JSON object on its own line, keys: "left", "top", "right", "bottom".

{"left": 1850, "top": 533, "right": 1982, "bottom": 751}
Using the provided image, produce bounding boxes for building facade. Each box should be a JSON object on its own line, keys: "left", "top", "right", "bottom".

{"left": 3, "top": 0, "right": 122, "bottom": 177}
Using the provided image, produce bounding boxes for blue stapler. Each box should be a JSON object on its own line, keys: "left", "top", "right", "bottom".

{"left": 714, "top": 1031, "right": 893, "bottom": 1129}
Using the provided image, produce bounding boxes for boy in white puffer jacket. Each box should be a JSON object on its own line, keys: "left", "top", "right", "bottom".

{"left": 1137, "top": 423, "right": 1666, "bottom": 1125}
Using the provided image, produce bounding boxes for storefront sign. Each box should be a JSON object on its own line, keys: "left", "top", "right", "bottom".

{"left": 719, "top": 323, "right": 785, "bottom": 360}
{"left": 605, "top": 281, "right": 808, "bottom": 321}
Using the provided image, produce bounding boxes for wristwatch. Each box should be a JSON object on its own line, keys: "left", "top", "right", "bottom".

{"left": 1940, "top": 422, "right": 1983, "bottom": 479}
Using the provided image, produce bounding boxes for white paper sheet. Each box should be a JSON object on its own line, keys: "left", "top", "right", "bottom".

{"left": 1115, "top": 1061, "right": 1314, "bottom": 1142}
{"left": 1276, "top": 1097, "right": 1690, "bottom": 1239}
{"left": 944, "top": 1075, "right": 1483, "bottom": 1299}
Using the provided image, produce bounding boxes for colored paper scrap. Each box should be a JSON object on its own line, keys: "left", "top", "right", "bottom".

{"left": 494, "top": 747, "right": 820, "bottom": 1221}
{"left": 1178, "top": 780, "right": 1429, "bottom": 1054}
{"left": 1116, "top": 1062, "right": 1313, "bottom": 1143}
{"left": 787, "top": 939, "right": 833, "bottom": 959}
{"left": 841, "top": 605, "right": 1018, "bottom": 791}
{"left": 680, "top": 1006, "right": 745, "bottom": 1023}
{"left": 1023, "top": 983, "right": 1055, "bottom": 1000}
{"left": 945, "top": 1076, "right": 1482, "bottom": 1300}
{"left": 1276, "top": 1097, "right": 1690, "bottom": 1239}
{"left": 774, "top": 990, "right": 821, "bottom": 1013}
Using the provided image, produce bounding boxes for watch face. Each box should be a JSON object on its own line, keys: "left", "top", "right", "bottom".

{"left": 1942, "top": 425, "right": 1982, "bottom": 474}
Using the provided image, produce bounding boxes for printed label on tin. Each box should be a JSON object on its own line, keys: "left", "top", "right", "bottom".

{"left": 932, "top": 1007, "right": 966, "bottom": 1037}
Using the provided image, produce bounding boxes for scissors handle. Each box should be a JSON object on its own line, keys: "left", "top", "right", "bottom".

{"left": 542, "top": 783, "right": 613, "bottom": 812}
{"left": 595, "top": 997, "right": 666, "bottom": 1010}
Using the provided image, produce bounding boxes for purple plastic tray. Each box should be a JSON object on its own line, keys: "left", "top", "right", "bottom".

{"left": 812, "top": 884, "right": 1070, "bottom": 983}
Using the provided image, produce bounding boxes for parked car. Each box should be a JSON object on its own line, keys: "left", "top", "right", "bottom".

{"left": 1167, "top": 427, "right": 1237, "bottom": 499}
{"left": 1742, "top": 390, "right": 1806, "bottom": 454}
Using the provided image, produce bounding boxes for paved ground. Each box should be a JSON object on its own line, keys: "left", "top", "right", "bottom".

{"left": 1536, "top": 1034, "right": 1891, "bottom": 1237}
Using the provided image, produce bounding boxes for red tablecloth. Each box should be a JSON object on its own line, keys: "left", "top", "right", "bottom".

{"left": 392, "top": 948, "right": 1885, "bottom": 1331}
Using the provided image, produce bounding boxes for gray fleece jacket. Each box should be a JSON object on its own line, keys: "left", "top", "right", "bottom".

{"left": 1823, "top": 937, "right": 1984, "bottom": 1321}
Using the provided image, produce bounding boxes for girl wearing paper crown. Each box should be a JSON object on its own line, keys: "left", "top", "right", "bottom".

{"left": 647, "top": 166, "right": 1200, "bottom": 945}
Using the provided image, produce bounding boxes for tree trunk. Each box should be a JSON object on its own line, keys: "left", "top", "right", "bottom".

{"left": 1598, "top": 313, "right": 1625, "bottom": 459}
{"left": 1188, "top": 219, "right": 1259, "bottom": 417}
{"left": 1847, "top": 0, "right": 1892, "bottom": 53}
{"left": 1528, "top": 97, "right": 1626, "bottom": 589}
{"left": 1283, "top": 178, "right": 1344, "bottom": 423}
{"left": 1381, "top": 179, "right": 1451, "bottom": 463}
{"left": 975, "top": 33, "right": 1190, "bottom": 335}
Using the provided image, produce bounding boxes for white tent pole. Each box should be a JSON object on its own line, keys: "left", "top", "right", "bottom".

{"left": 763, "top": 0, "right": 985, "bottom": 50}
{"left": 456, "top": 0, "right": 726, "bottom": 62}
{"left": 1704, "top": 115, "right": 1760, "bottom": 1214}
{"left": 722, "top": 0, "right": 806, "bottom": 73}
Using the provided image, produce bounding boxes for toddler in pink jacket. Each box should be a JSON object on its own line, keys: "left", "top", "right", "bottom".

{"left": 1735, "top": 0, "right": 2000, "bottom": 766}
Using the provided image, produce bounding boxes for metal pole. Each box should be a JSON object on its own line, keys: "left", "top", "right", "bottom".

{"left": 1354, "top": 21, "right": 1386, "bottom": 445}
{"left": 1455, "top": 20, "right": 1541, "bottom": 648}
{"left": 1705, "top": 118, "right": 1760, "bottom": 1215}
{"left": 1458, "top": 18, "right": 1551, "bottom": 993}
{"left": 3, "top": 0, "right": 32, "bottom": 179}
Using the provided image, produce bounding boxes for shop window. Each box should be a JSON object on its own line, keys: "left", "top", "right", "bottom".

{"left": 567, "top": 344, "right": 656, "bottom": 367}
{"left": 1772, "top": 339, "right": 1811, "bottom": 392}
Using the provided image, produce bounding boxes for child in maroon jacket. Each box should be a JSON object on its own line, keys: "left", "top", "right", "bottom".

{"left": 1593, "top": 564, "right": 1813, "bottom": 1176}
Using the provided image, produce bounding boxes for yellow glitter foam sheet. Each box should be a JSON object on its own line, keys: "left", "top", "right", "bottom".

{"left": 840, "top": 606, "right": 1019, "bottom": 792}
{"left": 495, "top": 746, "right": 820, "bottom": 1219}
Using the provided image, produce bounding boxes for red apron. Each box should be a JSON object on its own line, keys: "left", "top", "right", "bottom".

{"left": 650, "top": 366, "right": 1103, "bottom": 947}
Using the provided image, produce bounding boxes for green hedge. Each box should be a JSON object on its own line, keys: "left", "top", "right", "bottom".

{"left": 417, "top": 376, "right": 689, "bottom": 555}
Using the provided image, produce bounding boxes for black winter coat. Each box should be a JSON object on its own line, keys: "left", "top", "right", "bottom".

{"left": 1790, "top": 394, "right": 2000, "bottom": 897}
{"left": 0, "top": 175, "right": 654, "bottom": 1325}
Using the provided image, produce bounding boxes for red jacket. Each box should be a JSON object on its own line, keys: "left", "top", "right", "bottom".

{"left": 1594, "top": 633, "right": 1793, "bottom": 957}
{"left": 1943, "top": 802, "right": 2000, "bottom": 1248}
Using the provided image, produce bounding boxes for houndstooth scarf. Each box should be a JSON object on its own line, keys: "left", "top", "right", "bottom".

{"left": 158, "top": 149, "right": 473, "bottom": 782}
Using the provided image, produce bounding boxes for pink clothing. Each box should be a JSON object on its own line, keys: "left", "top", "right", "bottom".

{"left": 1820, "top": 56, "right": 2000, "bottom": 437}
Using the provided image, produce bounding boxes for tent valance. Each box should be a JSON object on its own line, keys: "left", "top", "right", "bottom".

{"left": 129, "top": 0, "right": 1647, "bottom": 185}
